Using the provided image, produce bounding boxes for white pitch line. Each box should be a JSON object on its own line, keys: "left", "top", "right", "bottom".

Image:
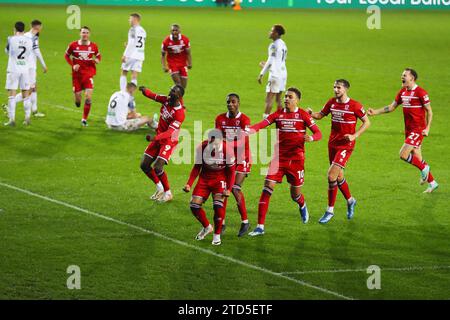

{"left": 280, "top": 265, "right": 450, "bottom": 275}
{"left": 0, "top": 181, "right": 354, "bottom": 300}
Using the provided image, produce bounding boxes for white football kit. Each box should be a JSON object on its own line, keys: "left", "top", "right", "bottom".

{"left": 105, "top": 90, "right": 141, "bottom": 131}
{"left": 122, "top": 25, "right": 146, "bottom": 72}
{"left": 260, "top": 38, "right": 288, "bottom": 93}
{"left": 25, "top": 31, "right": 47, "bottom": 87}
{"left": 5, "top": 34, "right": 33, "bottom": 90}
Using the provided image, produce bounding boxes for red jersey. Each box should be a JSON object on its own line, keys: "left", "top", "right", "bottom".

{"left": 142, "top": 89, "right": 185, "bottom": 143}
{"left": 161, "top": 34, "right": 190, "bottom": 67}
{"left": 320, "top": 97, "right": 366, "bottom": 149}
{"left": 253, "top": 108, "right": 317, "bottom": 161}
{"left": 215, "top": 111, "right": 251, "bottom": 165}
{"left": 394, "top": 85, "right": 430, "bottom": 133}
{"left": 65, "top": 40, "right": 101, "bottom": 76}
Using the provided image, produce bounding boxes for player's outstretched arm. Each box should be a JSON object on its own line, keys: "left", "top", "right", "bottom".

{"left": 139, "top": 86, "right": 167, "bottom": 103}
{"left": 161, "top": 51, "right": 168, "bottom": 72}
{"left": 184, "top": 164, "right": 202, "bottom": 192}
{"left": 368, "top": 101, "right": 398, "bottom": 116}
{"left": 306, "top": 108, "right": 325, "bottom": 120}
{"left": 305, "top": 124, "right": 322, "bottom": 142}
{"left": 423, "top": 103, "right": 433, "bottom": 136}
{"left": 186, "top": 48, "right": 192, "bottom": 69}
{"left": 345, "top": 114, "right": 371, "bottom": 142}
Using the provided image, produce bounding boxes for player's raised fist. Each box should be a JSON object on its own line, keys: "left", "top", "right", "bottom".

{"left": 183, "top": 185, "right": 191, "bottom": 193}
{"left": 422, "top": 128, "right": 429, "bottom": 137}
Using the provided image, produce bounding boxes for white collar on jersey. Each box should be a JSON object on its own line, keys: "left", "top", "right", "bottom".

{"left": 173, "top": 103, "right": 182, "bottom": 110}
{"left": 226, "top": 111, "right": 241, "bottom": 119}
{"left": 408, "top": 84, "right": 418, "bottom": 91}
{"left": 170, "top": 34, "right": 182, "bottom": 41}
{"left": 78, "top": 40, "right": 91, "bottom": 46}
{"left": 283, "top": 107, "right": 298, "bottom": 113}
{"left": 336, "top": 97, "right": 350, "bottom": 104}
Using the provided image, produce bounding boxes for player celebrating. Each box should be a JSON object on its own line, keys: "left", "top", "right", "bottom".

{"left": 105, "top": 82, "right": 157, "bottom": 132}
{"left": 215, "top": 93, "right": 252, "bottom": 237}
{"left": 139, "top": 84, "right": 186, "bottom": 203}
{"left": 308, "top": 79, "right": 371, "bottom": 224}
{"left": 120, "top": 13, "right": 146, "bottom": 92}
{"left": 258, "top": 24, "right": 288, "bottom": 119}
{"left": 161, "top": 24, "right": 192, "bottom": 89}
{"left": 183, "top": 129, "right": 236, "bottom": 246}
{"left": 247, "top": 87, "right": 322, "bottom": 236}
{"left": 4, "top": 21, "right": 33, "bottom": 126}
{"left": 368, "top": 68, "right": 438, "bottom": 193}
{"left": 14, "top": 20, "right": 47, "bottom": 118}
{"left": 65, "top": 26, "right": 101, "bottom": 126}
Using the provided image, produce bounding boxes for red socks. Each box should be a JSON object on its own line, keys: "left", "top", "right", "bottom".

{"left": 190, "top": 203, "right": 210, "bottom": 228}
{"left": 82, "top": 101, "right": 91, "bottom": 120}
{"left": 232, "top": 185, "right": 248, "bottom": 221}
{"left": 156, "top": 170, "right": 170, "bottom": 191}
{"left": 258, "top": 186, "right": 273, "bottom": 225}
{"left": 328, "top": 180, "right": 338, "bottom": 207}
{"left": 145, "top": 168, "right": 160, "bottom": 184}
{"left": 293, "top": 194, "right": 305, "bottom": 207}
{"left": 213, "top": 200, "right": 225, "bottom": 235}
{"left": 338, "top": 178, "right": 352, "bottom": 200}
{"left": 406, "top": 154, "right": 426, "bottom": 170}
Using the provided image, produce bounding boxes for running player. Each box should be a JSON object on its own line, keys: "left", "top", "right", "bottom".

{"left": 65, "top": 26, "right": 101, "bottom": 126}
{"left": 247, "top": 87, "right": 322, "bottom": 236}
{"left": 307, "top": 79, "right": 371, "bottom": 224}
{"left": 161, "top": 24, "right": 192, "bottom": 89}
{"left": 258, "top": 24, "right": 287, "bottom": 119}
{"left": 215, "top": 93, "right": 252, "bottom": 237}
{"left": 4, "top": 21, "right": 33, "bottom": 126}
{"left": 139, "top": 84, "right": 186, "bottom": 203}
{"left": 368, "top": 68, "right": 438, "bottom": 193}
{"left": 183, "top": 129, "right": 236, "bottom": 246}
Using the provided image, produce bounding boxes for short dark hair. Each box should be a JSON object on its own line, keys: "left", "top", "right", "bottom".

{"left": 80, "top": 26, "right": 90, "bottom": 31}
{"left": 130, "top": 13, "right": 141, "bottom": 20}
{"left": 335, "top": 79, "right": 350, "bottom": 89}
{"left": 404, "top": 68, "right": 418, "bottom": 80}
{"left": 31, "top": 20, "right": 42, "bottom": 27}
{"left": 287, "top": 87, "right": 301, "bottom": 100}
{"left": 15, "top": 21, "right": 25, "bottom": 32}
{"left": 226, "top": 93, "right": 240, "bottom": 102}
{"left": 127, "top": 82, "right": 137, "bottom": 89}
{"left": 175, "top": 84, "right": 185, "bottom": 97}
{"left": 273, "top": 24, "right": 285, "bottom": 36}
{"left": 171, "top": 24, "right": 180, "bottom": 30}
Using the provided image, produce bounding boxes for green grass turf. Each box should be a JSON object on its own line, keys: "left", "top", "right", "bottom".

{"left": 0, "top": 5, "right": 449, "bottom": 300}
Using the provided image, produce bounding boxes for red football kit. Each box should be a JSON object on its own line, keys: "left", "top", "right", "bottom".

{"left": 142, "top": 89, "right": 186, "bottom": 163}
{"left": 161, "top": 34, "right": 190, "bottom": 77}
{"left": 215, "top": 111, "right": 252, "bottom": 174}
{"left": 65, "top": 40, "right": 101, "bottom": 92}
{"left": 394, "top": 85, "right": 430, "bottom": 148}
{"left": 187, "top": 140, "right": 236, "bottom": 200}
{"left": 320, "top": 97, "right": 366, "bottom": 168}
{"left": 251, "top": 107, "right": 321, "bottom": 187}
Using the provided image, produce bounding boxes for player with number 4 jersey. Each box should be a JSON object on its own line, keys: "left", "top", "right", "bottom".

{"left": 368, "top": 68, "right": 438, "bottom": 194}
{"left": 308, "top": 79, "right": 370, "bottom": 224}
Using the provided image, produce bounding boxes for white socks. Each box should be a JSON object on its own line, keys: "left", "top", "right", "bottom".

{"left": 120, "top": 75, "right": 127, "bottom": 91}
{"left": 327, "top": 206, "right": 334, "bottom": 213}
{"left": 23, "top": 97, "right": 32, "bottom": 120}
{"left": 8, "top": 96, "right": 16, "bottom": 121}
{"left": 156, "top": 182, "right": 164, "bottom": 191}
{"left": 15, "top": 92, "right": 23, "bottom": 103}
{"left": 31, "top": 91, "right": 37, "bottom": 113}
{"left": 257, "top": 224, "right": 264, "bottom": 230}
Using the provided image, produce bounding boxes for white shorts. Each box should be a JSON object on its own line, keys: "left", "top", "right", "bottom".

{"left": 107, "top": 118, "right": 141, "bottom": 132}
{"left": 5, "top": 72, "right": 31, "bottom": 90}
{"left": 29, "top": 68, "right": 37, "bottom": 88}
{"left": 266, "top": 75, "right": 286, "bottom": 93}
{"left": 121, "top": 58, "right": 143, "bottom": 73}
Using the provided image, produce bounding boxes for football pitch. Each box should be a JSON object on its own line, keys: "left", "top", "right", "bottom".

{"left": 0, "top": 4, "right": 449, "bottom": 300}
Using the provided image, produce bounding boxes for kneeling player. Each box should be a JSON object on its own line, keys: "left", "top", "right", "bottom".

{"left": 105, "top": 82, "right": 157, "bottom": 132}
{"left": 247, "top": 87, "right": 322, "bottom": 236}
{"left": 183, "top": 130, "right": 235, "bottom": 246}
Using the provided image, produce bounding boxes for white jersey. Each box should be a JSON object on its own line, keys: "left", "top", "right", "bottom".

{"left": 265, "top": 38, "right": 287, "bottom": 79}
{"left": 24, "top": 31, "right": 46, "bottom": 70}
{"left": 106, "top": 90, "right": 131, "bottom": 126}
{"left": 123, "top": 25, "right": 146, "bottom": 61}
{"left": 6, "top": 35, "right": 33, "bottom": 74}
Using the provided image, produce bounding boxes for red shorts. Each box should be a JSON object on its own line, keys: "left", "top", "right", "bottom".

{"left": 192, "top": 176, "right": 227, "bottom": 200}
{"left": 169, "top": 65, "right": 188, "bottom": 78}
{"left": 329, "top": 146, "right": 353, "bottom": 168}
{"left": 266, "top": 158, "right": 305, "bottom": 187}
{"left": 144, "top": 140, "right": 178, "bottom": 163}
{"left": 72, "top": 72, "right": 94, "bottom": 92}
{"left": 235, "top": 159, "right": 252, "bottom": 175}
{"left": 404, "top": 131, "right": 424, "bottom": 148}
